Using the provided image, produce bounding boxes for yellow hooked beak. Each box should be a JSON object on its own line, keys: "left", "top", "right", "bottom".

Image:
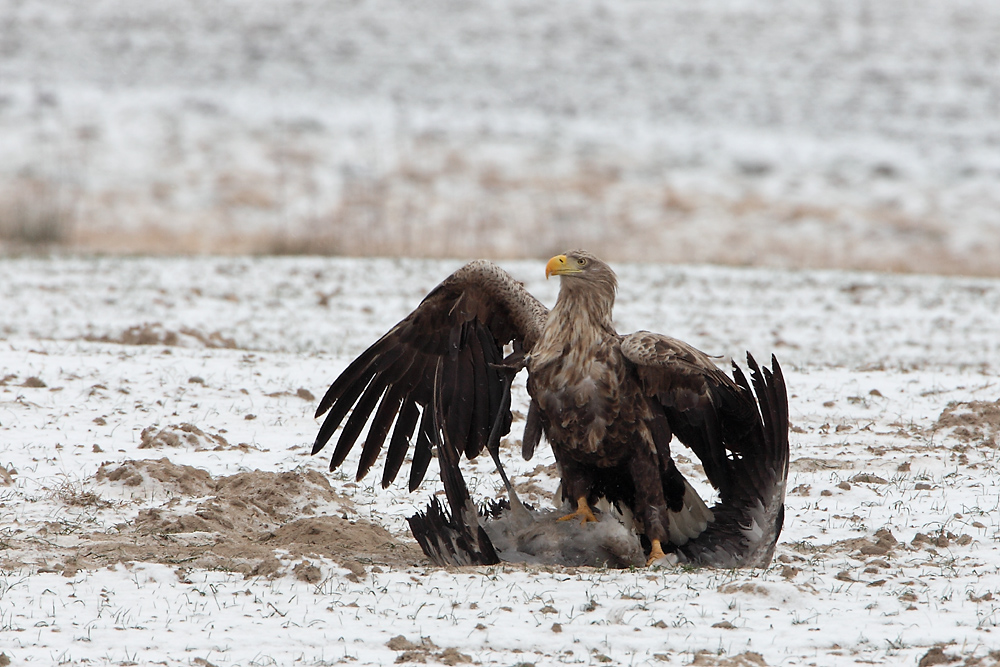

{"left": 545, "top": 254, "right": 580, "bottom": 278}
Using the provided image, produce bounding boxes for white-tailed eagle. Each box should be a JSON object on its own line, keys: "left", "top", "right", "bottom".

{"left": 312, "top": 251, "right": 789, "bottom": 567}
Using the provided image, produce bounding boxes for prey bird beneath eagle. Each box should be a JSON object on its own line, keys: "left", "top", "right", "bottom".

{"left": 312, "top": 251, "right": 789, "bottom": 567}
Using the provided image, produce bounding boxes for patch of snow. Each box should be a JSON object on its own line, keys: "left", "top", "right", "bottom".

{"left": 2, "top": 255, "right": 1000, "bottom": 665}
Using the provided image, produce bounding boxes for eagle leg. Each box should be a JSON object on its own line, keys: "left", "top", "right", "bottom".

{"left": 646, "top": 539, "right": 667, "bottom": 566}
{"left": 558, "top": 496, "right": 598, "bottom": 525}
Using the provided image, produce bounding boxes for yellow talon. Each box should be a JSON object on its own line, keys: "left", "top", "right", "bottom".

{"left": 646, "top": 539, "right": 666, "bottom": 566}
{"left": 558, "top": 497, "right": 598, "bottom": 525}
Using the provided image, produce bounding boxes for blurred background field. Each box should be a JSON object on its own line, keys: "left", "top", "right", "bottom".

{"left": 2, "top": 0, "right": 999, "bottom": 274}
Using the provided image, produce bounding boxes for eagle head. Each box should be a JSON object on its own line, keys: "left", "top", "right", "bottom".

{"left": 545, "top": 250, "right": 618, "bottom": 294}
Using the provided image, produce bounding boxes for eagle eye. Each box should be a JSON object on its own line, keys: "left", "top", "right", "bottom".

{"left": 577, "top": 258, "right": 587, "bottom": 266}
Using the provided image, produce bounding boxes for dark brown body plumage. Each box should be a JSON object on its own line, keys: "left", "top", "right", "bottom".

{"left": 527, "top": 303, "right": 673, "bottom": 546}
{"left": 312, "top": 251, "right": 789, "bottom": 567}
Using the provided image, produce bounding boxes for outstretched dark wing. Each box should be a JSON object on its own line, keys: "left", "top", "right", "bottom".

{"left": 312, "top": 260, "right": 548, "bottom": 491}
{"left": 622, "top": 332, "right": 789, "bottom": 565}
{"left": 621, "top": 332, "right": 755, "bottom": 499}
{"left": 668, "top": 353, "right": 787, "bottom": 567}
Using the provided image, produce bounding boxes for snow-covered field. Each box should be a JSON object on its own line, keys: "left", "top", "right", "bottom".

{"left": 3, "top": 0, "right": 1000, "bottom": 273}
{"left": 2, "top": 255, "right": 1000, "bottom": 666}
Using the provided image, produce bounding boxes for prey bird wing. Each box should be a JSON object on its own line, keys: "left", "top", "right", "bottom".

{"left": 312, "top": 260, "right": 548, "bottom": 491}
{"left": 405, "top": 359, "right": 502, "bottom": 566}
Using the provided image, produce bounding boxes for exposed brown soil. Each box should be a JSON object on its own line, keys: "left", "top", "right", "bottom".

{"left": 690, "top": 650, "right": 768, "bottom": 666}
{"left": 934, "top": 400, "right": 1000, "bottom": 447}
{"left": 138, "top": 424, "right": 232, "bottom": 451}
{"left": 1, "top": 458, "right": 423, "bottom": 579}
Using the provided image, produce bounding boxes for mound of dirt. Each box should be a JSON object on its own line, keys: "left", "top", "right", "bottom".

{"left": 138, "top": 423, "right": 231, "bottom": 450}
{"left": 269, "top": 516, "right": 399, "bottom": 556}
{"left": 934, "top": 400, "right": 1000, "bottom": 447}
{"left": 4, "top": 458, "right": 422, "bottom": 578}
{"left": 690, "top": 650, "right": 768, "bottom": 666}
{"left": 96, "top": 457, "right": 215, "bottom": 496}
{"left": 129, "top": 464, "right": 355, "bottom": 538}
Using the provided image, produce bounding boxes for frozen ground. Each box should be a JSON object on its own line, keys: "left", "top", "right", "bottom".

{"left": 2, "top": 1, "right": 1000, "bottom": 273}
{"left": 1, "top": 255, "right": 1000, "bottom": 666}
